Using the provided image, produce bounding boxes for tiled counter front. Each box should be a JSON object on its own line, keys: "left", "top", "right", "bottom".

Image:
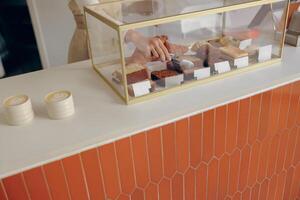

{"left": 1, "top": 81, "right": 300, "bottom": 200}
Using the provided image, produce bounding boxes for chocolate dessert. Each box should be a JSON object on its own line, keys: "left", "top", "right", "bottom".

{"left": 151, "top": 69, "right": 178, "bottom": 80}
{"left": 113, "top": 63, "right": 149, "bottom": 85}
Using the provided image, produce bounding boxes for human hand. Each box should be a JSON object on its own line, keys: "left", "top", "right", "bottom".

{"left": 125, "top": 30, "right": 171, "bottom": 62}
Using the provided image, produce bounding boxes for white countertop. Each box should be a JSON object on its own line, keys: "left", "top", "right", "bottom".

{"left": 0, "top": 46, "right": 300, "bottom": 179}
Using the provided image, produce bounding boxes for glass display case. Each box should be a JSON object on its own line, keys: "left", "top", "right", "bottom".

{"left": 84, "top": 0, "right": 289, "bottom": 104}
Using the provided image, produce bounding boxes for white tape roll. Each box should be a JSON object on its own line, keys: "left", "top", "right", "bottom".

{"left": 3, "top": 95, "right": 34, "bottom": 126}
{"left": 45, "top": 90, "right": 75, "bottom": 120}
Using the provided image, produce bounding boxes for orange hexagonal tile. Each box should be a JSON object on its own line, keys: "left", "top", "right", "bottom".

{"left": 218, "top": 154, "right": 230, "bottom": 200}
{"left": 2, "top": 174, "right": 30, "bottom": 200}
{"left": 228, "top": 149, "right": 241, "bottom": 196}
{"left": 145, "top": 183, "right": 158, "bottom": 200}
{"left": 62, "top": 155, "right": 89, "bottom": 200}
{"left": 184, "top": 168, "right": 195, "bottom": 200}
{"left": 189, "top": 114, "right": 202, "bottom": 168}
{"left": 267, "top": 175, "right": 278, "bottom": 200}
{"left": 115, "top": 138, "right": 136, "bottom": 194}
{"left": 131, "top": 132, "right": 150, "bottom": 188}
{"left": 0, "top": 181, "right": 7, "bottom": 200}
{"left": 257, "top": 139, "right": 271, "bottom": 182}
{"left": 131, "top": 188, "right": 144, "bottom": 200}
{"left": 277, "top": 84, "right": 292, "bottom": 132}
{"left": 226, "top": 102, "right": 239, "bottom": 153}
{"left": 266, "top": 86, "right": 282, "bottom": 138}
{"left": 247, "top": 94, "right": 262, "bottom": 145}
{"left": 275, "top": 130, "right": 289, "bottom": 174}
{"left": 215, "top": 105, "right": 227, "bottom": 158}
{"left": 159, "top": 178, "right": 171, "bottom": 200}
{"left": 207, "top": 159, "right": 218, "bottom": 200}
{"left": 266, "top": 134, "right": 280, "bottom": 178}
{"left": 172, "top": 173, "right": 184, "bottom": 200}
{"left": 175, "top": 119, "right": 190, "bottom": 172}
{"left": 147, "top": 128, "right": 163, "bottom": 183}
{"left": 232, "top": 192, "right": 242, "bottom": 200}
{"left": 257, "top": 91, "right": 272, "bottom": 142}
{"left": 242, "top": 187, "right": 250, "bottom": 200}
{"left": 274, "top": 171, "right": 287, "bottom": 200}
{"left": 290, "top": 164, "right": 300, "bottom": 199}
{"left": 196, "top": 163, "right": 207, "bottom": 200}
{"left": 81, "top": 148, "right": 105, "bottom": 200}
{"left": 238, "top": 145, "right": 251, "bottom": 191}
{"left": 237, "top": 98, "right": 250, "bottom": 149}
{"left": 162, "top": 123, "right": 177, "bottom": 178}
{"left": 43, "top": 161, "right": 70, "bottom": 200}
{"left": 98, "top": 143, "right": 121, "bottom": 199}
{"left": 293, "top": 127, "right": 300, "bottom": 165}
{"left": 250, "top": 183, "right": 260, "bottom": 200}
{"left": 23, "top": 167, "right": 51, "bottom": 200}
{"left": 117, "top": 194, "right": 130, "bottom": 200}
{"left": 284, "top": 127, "right": 298, "bottom": 170}
{"left": 202, "top": 110, "right": 215, "bottom": 162}
{"left": 258, "top": 179, "right": 269, "bottom": 200}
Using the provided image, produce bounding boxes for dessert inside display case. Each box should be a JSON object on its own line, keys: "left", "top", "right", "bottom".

{"left": 84, "top": 0, "right": 289, "bottom": 104}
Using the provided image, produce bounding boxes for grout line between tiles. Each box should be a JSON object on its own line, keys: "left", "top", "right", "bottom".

{"left": 113, "top": 142, "right": 122, "bottom": 195}
{"left": 21, "top": 172, "right": 32, "bottom": 200}
{"left": 96, "top": 147, "right": 107, "bottom": 199}
{"left": 129, "top": 137, "right": 138, "bottom": 192}
{"left": 60, "top": 160, "right": 72, "bottom": 200}
{"left": 0, "top": 180, "right": 8, "bottom": 200}
{"left": 41, "top": 166, "right": 53, "bottom": 200}
{"left": 78, "top": 154, "right": 91, "bottom": 200}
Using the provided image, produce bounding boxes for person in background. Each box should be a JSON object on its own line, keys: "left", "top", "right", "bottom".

{"left": 0, "top": 31, "right": 7, "bottom": 78}
{"left": 68, "top": 0, "right": 171, "bottom": 63}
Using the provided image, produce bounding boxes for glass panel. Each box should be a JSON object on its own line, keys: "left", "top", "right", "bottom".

{"left": 116, "top": 1, "right": 287, "bottom": 100}
{"left": 87, "top": 0, "right": 286, "bottom": 25}
{"left": 85, "top": 12, "right": 125, "bottom": 99}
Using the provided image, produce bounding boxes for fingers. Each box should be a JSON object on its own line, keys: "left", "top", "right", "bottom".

{"left": 150, "top": 46, "right": 159, "bottom": 58}
{"left": 158, "top": 40, "right": 171, "bottom": 61}
{"left": 154, "top": 44, "right": 166, "bottom": 62}
{"left": 152, "top": 39, "right": 171, "bottom": 62}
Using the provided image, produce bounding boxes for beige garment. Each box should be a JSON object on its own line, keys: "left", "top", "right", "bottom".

{"left": 68, "top": 0, "right": 122, "bottom": 63}
{"left": 68, "top": 0, "right": 89, "bottom": 63}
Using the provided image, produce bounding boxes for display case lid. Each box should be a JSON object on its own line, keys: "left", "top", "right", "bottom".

{"left": 85, "top": 0, "right": 286, "bottom": 30}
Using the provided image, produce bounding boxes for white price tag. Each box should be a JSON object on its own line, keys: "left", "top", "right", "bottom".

{"left": 132, "top": 80, "right": 151, "bottom": 97}
{"left": 165, "top": 74, "right": 184, "bottom": 88}
{"left": 234, "top": 56, "right": 249, "bottom": 68}
{"left": 258, "top": 45, "right": 272, "bottom": 62}
{"left": 194, "top": 68, "right": 211, "bottom": 80}
{"left": 214, "top": 61, "right": 231, "bottom": 74}
{"left": 239, "top": 39, "right": 252, "bottom": 50}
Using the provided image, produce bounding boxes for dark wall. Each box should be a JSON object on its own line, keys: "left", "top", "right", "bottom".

{"left": 0, "top": 0, "right": 42, "bottom": 78}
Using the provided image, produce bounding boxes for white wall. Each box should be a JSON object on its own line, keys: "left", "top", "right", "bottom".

{"left": 27, "top": 0, "right": 75, "bottom": 67}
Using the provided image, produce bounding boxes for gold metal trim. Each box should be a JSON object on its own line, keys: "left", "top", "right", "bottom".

{"left": 84, "top": 7, "right": 119, "bottom": 30}
{"left": 279, "top": 0, "right": 290, "bottom": 58}
{"left": 93, "top": 65, "right": 126, "bottom": 102}
{"left": 117, "top": 30, "right": 130, "bottom": 103}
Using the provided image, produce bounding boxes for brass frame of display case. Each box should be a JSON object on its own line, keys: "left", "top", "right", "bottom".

{"left": 84, "top": 0, "right": 290, "bottom": 104}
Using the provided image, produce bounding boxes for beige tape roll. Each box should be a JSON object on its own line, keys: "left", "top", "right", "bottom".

{"left": 3, "top": 95, "right": 34, "bottom": 126}
{"left": 45, "top": 90, "right": 75, "bottom": 120}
